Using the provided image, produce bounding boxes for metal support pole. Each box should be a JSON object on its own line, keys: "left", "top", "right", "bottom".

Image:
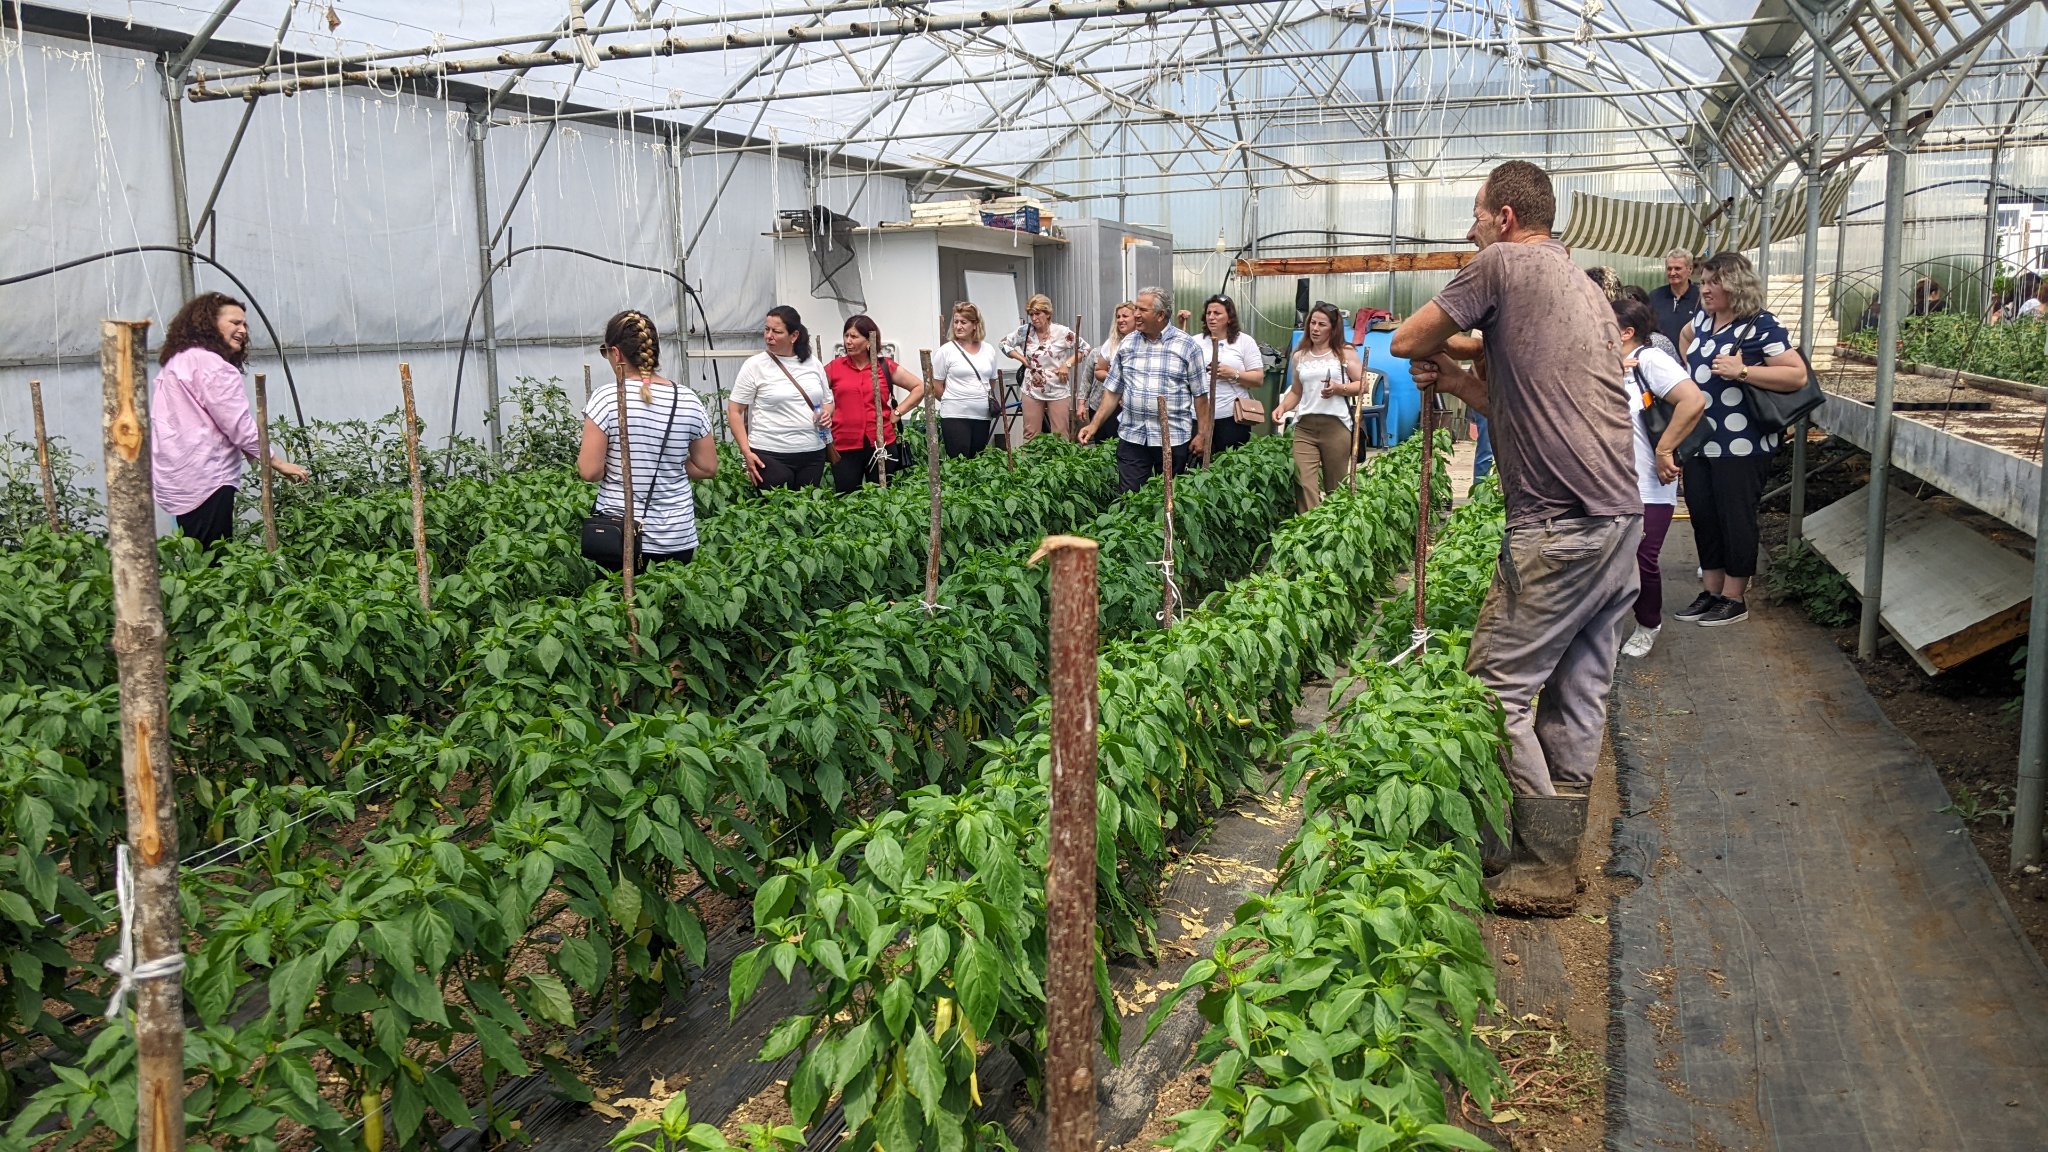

{"left": 668, "top": 137, "right": 696, "bottom": 404}
{"left": 2010, "top": 441, "right": 2048, "bottom": 870}
{"left": 1037, "top": 532, "right": 1100, "bottom": 1152}
{"left": 99, "top": 318, "right": 185, "bottom": 1152}
{"left": 1756, "top": 175, "right": 1774, "bottom": 286}
{"left": 921, "top": 350, "right": 942, "bottom": 613}
{"left": 1792, "top": 41, "right": 1827, "bottom": 546}
{"left": 1983, "top": 143, "right": 2004, "bottom": 307}
{"left": 161, "top": 64, "right": 197, "bottom": 301}
{"left": 467, "top": 109, "right": 504, "bottom": 454}
{"left": 29, "top": 379, "right": 59, "bottom": 532}
{"left": 398, "top": 366, "right": 432, "bottom": 613}
{"left": 253, "top": 373, "right": 278, "bottom": 552}
{"left": 1858, "top": 93, "right": 1911, "bottom": 661}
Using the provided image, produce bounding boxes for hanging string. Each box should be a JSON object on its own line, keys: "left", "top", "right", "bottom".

{"left": 102, "top": 845, "right": 185, "bottom": 1020}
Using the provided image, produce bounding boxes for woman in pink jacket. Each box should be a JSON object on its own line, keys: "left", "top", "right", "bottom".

{"left": 150, "top": 292, "right": 306, "bottom": 546}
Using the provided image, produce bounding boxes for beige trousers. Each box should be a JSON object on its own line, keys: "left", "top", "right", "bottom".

{"left": 1292, "top": 413, "right": 1354, "bottom": 511}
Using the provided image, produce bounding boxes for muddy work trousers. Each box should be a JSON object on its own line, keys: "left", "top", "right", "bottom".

{"left": 1467, "top": 513, "right": 1643, "bottom": 796}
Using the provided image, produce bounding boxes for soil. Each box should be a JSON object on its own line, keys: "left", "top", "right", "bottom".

{"left": 1757, "top": 448, "right": 2048, "bottom": 967}
{"left": 1818, "top": 359, "right": 2048, "bottom": 463}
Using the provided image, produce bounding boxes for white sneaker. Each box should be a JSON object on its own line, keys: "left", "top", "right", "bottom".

{"left": 1622, "top": 625, "right": 1660, "bottom": 658}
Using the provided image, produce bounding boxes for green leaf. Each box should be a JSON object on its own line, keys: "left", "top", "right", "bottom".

{"left": 757, "top": 1013, "right": 815, "bottom": 1062}
{"left": 954, "top": 935, "right": 999, "bottom": 1037}
{"left": 524, "top": 971, "right": 577, "bottom": 1027}
{"left": 556, "top": 935, "right": 604, "bottom": 993}
{"left": 904, "top": 1026, "right": 945, "bottom": 1125}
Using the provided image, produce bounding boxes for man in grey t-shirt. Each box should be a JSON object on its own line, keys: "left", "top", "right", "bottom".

{"left": 1390, "top": 160, "right": 1642, "bottom": 917}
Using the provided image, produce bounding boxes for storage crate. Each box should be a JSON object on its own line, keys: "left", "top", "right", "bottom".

{"left": 980, "top": 206, "right": 1042, "bottom": 234}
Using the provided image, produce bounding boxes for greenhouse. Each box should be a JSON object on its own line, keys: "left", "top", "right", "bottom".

{"left": 4, "top": 0, "right": 2048, "bottom": 1148}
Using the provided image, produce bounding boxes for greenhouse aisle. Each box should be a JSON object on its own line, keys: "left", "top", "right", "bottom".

{"left": 1606, "top": 530, "right": 2048, "bottom": 1151}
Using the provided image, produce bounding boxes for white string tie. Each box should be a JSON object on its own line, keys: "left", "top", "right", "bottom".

{"left": 1389, "top": 627, "right": 1430, "bottom": 667}
{"left": 1150, "top": 559, "right": 1182, "bottom": 625}
{"left": 104, "top": 844, "right": 186, "bottom": 1020}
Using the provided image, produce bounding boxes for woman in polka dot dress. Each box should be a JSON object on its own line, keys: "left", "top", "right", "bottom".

{"left": 1672, "top": 251, "right": 1811, "bottom": 628}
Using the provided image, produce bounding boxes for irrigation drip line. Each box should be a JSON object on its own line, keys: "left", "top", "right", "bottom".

{"left": 0, "top": 245, "right": 308, "bottom": 429}
{"left": 446, "top": 243, "right": 718, "bottom": 473}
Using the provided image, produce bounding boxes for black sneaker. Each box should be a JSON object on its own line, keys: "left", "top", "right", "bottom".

{"left": 1697, "top": 598, "right": 1749, "bottom": 627}
{"left": 1674, "top": 591, "right": 1721, "bottom": 621}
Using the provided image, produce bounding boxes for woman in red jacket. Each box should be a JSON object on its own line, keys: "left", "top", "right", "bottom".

{"left": 825, "top": 314, "right": 927, "bottom": 492}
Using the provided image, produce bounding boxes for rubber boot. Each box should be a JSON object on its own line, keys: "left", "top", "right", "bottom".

{"left": 1479, "top": 803, "right": 1511, "bottom": 876}
{"left": 1483, "top": 793, "right": 1588, "bottom": 916}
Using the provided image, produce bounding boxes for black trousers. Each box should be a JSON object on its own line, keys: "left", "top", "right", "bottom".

{"left": 1210, "top": 417, "right": 1252, "bottom": 457}
{"left": 175, "top": 484, "right": 238, "bottom": 548}
{"left": 1681, "top": 452, "right": 1770, "bottom": 579}
{"left": 754, "top": 448, "right": 830, "bottom": 493}
{"left": 941, "top": 417, "right": 992, "bottom": 459}
{"left": 830, "top": 444, "right": 911, "bottom": 493}
{"left": 1115, "top": 438, "right": 1192, "bottom": 494}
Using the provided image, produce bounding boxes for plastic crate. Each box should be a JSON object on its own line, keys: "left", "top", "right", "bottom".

{"left": 980, "top": 207, "right": 1042, "bottom": 234}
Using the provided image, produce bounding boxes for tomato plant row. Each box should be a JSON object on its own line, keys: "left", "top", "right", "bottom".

{"left": 733, "top": 437, "right": 1445, "bottom": 1152}
{"left": 1145, "top": 479, "right": 1515, "bottom": 1152}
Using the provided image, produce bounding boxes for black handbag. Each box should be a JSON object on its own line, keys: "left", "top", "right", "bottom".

{"left": 1744, "top": 347, "right": 1825, "bottom": 436}
{"left": 582, "top": 383, "right": 680, "bottom": 569}
{"left": 1633, "top": 360, "right": 1709, "bottom": 462}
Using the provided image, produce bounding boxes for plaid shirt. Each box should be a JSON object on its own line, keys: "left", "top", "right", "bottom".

{"left": 1104, "top": 324, "right": 1209, "bottom": 447}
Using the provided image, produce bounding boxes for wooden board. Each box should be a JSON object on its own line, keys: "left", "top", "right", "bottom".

{"left": 1234, "top": 250, "right": 1476, "bottom": 277}
{"left": 1814, "top": 392, "right": 2042, "bottom": 534}
{"left": 1800, "top": 484, "right": 2034, "bottom": 674}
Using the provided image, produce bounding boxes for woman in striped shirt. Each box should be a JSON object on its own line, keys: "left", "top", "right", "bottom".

{"left": 578, "top": 310, "right": 718, "bottom": 570}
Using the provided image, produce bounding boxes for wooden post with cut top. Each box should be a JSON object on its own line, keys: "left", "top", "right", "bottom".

{"left": 1035, "top": 532, "right": 1100, "bottom": 1152}
{"left": 29, "top": 378, "right": 59, "bottom": 531}
{"left": 920, "top": 349, "right": 942, "bottom": 612}
{"left": 253, "top": 373, "right": 278, "bottom": 551}
{"left": 1071, "top": 313, "right": 1085, "bottom": 440}
{"left": 1158, "top": 396, "right": 1177, "bottom": 628}
{"left": 397, "top": 365, "right": 432, "bottom": 613}
{"left": 99, "top": 319, "right": 184, "bottom": 1152}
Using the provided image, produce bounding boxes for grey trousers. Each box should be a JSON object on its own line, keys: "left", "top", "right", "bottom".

{"left": 1466, "top": 513, "right": 1644, "bottom": 796}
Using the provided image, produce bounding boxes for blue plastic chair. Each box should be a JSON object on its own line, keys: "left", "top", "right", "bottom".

{"left": 1356, "top": 370, "right": 1389, "bottom": 452}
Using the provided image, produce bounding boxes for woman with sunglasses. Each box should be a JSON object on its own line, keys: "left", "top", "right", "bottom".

{"left": 1000, "top": 293, "right": 1086, "bottom": 442}
{"left": 1196, "top": 293, "right": 1264, "bottom": 456}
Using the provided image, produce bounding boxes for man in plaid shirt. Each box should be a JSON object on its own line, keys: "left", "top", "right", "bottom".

{"left": 1080, "top": 286, "right": 1213, "bottom": 492}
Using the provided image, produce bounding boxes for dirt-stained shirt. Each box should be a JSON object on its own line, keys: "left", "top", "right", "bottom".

{"left": 1433, "top": 239, "right": 1638, "bottom": 527}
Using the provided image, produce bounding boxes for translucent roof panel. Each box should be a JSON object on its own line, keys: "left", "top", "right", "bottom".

{"left": 35, "top": 0, "right": 2048, "bottom": 189}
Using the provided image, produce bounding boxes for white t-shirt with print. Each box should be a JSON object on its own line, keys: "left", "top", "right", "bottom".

{"left": 930, "top": 341, "right": 1002, "bottom": 421}
{"left": 1198, "top": 332, "right": 1262, "bottom": 418}
{"left": 1629, "top": 344, "right": 1689, "bottom": 505}
{"left": 731, "top": 352, "right": 833, "bottom": 455}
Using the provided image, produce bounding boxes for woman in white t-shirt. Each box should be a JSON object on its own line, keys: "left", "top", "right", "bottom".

{"left": 728, "top": 305, "right": 835, "bottom": 492}
{"left": 1614, "top": 296, "right": 1707, "bottom": 658}
{"left": 578, "top": 310, "right": 718, "bottom": 570}
{"left": 929, "top": 301, "right": 1002, "bottom": 459}
{"left": 1271, "top": 303, "right": 1366, "bottom": 511}
{"left": 1195, "top": 293, "right": 1265, "bottom": 457}
{"left": 1085, "top": 301, "right": 1138, "bottom": 441}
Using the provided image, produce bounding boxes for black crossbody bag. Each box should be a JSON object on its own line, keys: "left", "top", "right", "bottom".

{"left": 581, "top": 382, "right": 680, "bottom": 568}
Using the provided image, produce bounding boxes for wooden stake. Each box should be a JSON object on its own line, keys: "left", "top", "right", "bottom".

{"left": 1034, "top": 532, "right": 1100, "bottom": 1152}
{"left": 1206, "top": 334, "right": 1221, "bottom": 468}
{"left": 873, "top": 354, "right": 888, "bottom": 489}
{"left": 98, "top": 319, "right": 183, "bottom": 1152}
{"left": 1071, "top": 313, "right": 1084, "bottom": 440}
{"left": 613, "top": 375, "right": 641, "bottom": 656}
{"left": 397, "top": 365, "right": 432, "bottom": 613}
{"left": 253, "top": 373, "right": 278, "bottom": 551}
{"left": 1348, "top": 387, "right": 1365, "bottom": 493}
{"left": 1003, "top": 377, "right": 1017, "bottom": 471}
{"left": 921, "top": 350, "right": 942, "bottom": 612}
{"left": 583, "top": 362, "right": 593, "bottom": 402}
{"left": 1158, "top": 396, "right": 1177, "bottom": 629}
{"left": 29, "top": 378, "right": 59, "bottom": 531}
{"left": 1413, "top": 404, "right": 1435, "bottom": 635}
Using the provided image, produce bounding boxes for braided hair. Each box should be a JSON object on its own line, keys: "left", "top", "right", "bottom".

{"left": 604, "top": 310, "right": 662, "bottom": 403}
